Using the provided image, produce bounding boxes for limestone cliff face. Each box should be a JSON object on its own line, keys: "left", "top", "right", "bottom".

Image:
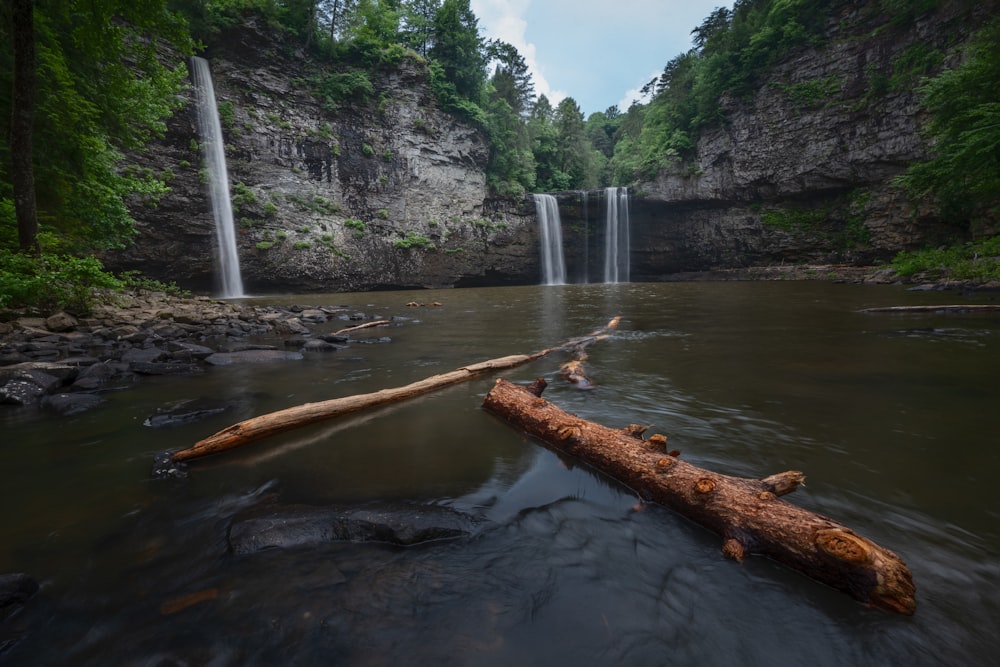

{"left": 108, "top": 21, "right": 538, "bottom": 293}
{"left": 625, "top": 1, "right": 993, "bottom": 276}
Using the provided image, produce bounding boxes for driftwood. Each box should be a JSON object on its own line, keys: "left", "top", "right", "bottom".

{"left": 482, "top": 377, "right": 917, "bottom": 615}
{"left": 859, "top": 304, "right": 1000, "bottom": 314}
{"left": 333, "top": 319, "right": 392, "bottom": 335}
{"left": 169, "top": 317, "right": 621, "bottom": 465}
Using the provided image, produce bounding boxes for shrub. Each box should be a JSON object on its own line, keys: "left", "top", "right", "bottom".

{"left": 393, "top": 232, "right": 434, "bottom": 250}
{"left": 0, "top": 250, "right": 123, "bottom": 313}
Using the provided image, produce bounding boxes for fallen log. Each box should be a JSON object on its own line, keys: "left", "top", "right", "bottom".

{"left": 166, "top": 317, "right": 621, "bottom": 466}
{"left": 333, "top": 319, "right": 392, "bottom": 335}
{"left": 858, "top": 304, "right": 1000, "bottom": 314}
{"left": 482, "top": 377, "right": 916, "bottom": 615}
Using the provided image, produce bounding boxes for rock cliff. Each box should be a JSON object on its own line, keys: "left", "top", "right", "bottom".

{"left": 620, "top": 0, "right": 995, "bottom": 278}
{"left": 106, "top": 19, "right": 538, "bottom": 294}
{"left": 109, "top": 3, "right": 993, "bottom": 292}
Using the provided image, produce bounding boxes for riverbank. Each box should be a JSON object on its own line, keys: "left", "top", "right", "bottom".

{"left": 0, "top": 290, "right": 402, "bottom": 416}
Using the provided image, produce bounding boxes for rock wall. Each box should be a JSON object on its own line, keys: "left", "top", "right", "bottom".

{"left": 107, "top": 20, "right": 539, "bottom": 294}
{"left": 621, "top": 0, "right": 995, "bottom": 276}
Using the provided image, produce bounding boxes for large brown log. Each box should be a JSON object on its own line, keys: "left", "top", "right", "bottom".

{"left": 170, "top": 318, "right": 621, "bottom": 464}
{"left": 482, "top": 377, "right": 917, "bottom": 615}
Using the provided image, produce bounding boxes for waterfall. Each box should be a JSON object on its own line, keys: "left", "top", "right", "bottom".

{"left": 603, "top": 186, "right": 630, "bottom": 283}
{"left": 533, "top": 194, "right": 566, "bottom": 285}
{"left": 190, "top": 56, "right": 244, "bottom": 298}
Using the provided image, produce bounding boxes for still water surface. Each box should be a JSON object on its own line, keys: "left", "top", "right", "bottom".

{"left": 2, "top": 282, "right": 998, "bottom": 665}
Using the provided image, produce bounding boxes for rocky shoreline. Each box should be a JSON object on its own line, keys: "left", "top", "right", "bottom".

{"left": 0, "top": 290, "right": 400, "bottom": 416}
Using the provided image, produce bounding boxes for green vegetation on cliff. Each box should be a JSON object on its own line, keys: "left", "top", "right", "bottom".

{"left": 2, "top": 0, "right": 998, "bottom": 310}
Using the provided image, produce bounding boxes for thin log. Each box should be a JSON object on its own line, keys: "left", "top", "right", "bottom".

{"left": 858, "top": 304, "right": 1000, "bottom": 314}
{"left": 333, "top": 319, "right": 392, "bottom": 335}
{"left": 559, "top": 315, "right": 619, "bottom": 388}
{"left": 482, "top": 377, "right": 916, "bottom": 615}
{"left": 170, "top": 317, "right": 621, "bottom": 464}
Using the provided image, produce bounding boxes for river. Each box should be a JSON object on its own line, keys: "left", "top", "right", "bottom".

{"left": 1, "top": 282, "right": 998, "bottom": 665}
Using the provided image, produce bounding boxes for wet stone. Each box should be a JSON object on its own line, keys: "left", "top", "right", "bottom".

{"left": 144, "top": 398, "right": 232, "bottom": 428}
{"left": 42, "top": 392, "right": 107, "bottom": 416}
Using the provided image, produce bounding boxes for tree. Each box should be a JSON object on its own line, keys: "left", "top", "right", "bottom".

{"left": 430, "top": 0, "right": 484, "bottom": 101}
{"left": 1, "top": 0, "right": 193, "bottom": 253}
{"left": 897, "top": 16, "right": 1000, "bottom": 228}
{"left": 9, "top": 0, "right": 38, "bottom": 253}
{"left": 554, "top": 97, "right": 595, "bottom": 188}
{"left": 400, "top": 0, "right": 440, "bottom": 55}
{"left": 486, "top": 39, "right": 534, "bottom": 116}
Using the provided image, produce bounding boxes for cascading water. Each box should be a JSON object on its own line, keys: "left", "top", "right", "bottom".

{"left": 533, "top": 194, "right": 566, "bottom": 285}
{"left": 190, "top": 56, "right": 244, "bottom": 298}
{"left": 603, "top": 186, "right": 630, "bottom": 283}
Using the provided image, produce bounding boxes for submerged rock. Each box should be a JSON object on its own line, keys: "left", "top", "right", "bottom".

{"left": 0, "top": 572, "right": 38, "bottom": 622}
{"left": 228, "top": 502, "right": 479, "bottom": 555}
{"left": 204, "top": 350, "right": 305, "bottom": 365}
{"left": 144, "top": 398, "right": 232, "bottom": 429}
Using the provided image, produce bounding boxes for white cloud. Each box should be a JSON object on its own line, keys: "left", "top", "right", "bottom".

{"left": 470, "top": 0, "right": 566, "bottom": 106}
{"left": 616, "top": 70, "right": 660, "bottom": 112}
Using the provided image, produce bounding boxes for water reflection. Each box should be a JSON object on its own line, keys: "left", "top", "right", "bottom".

{"left": 2, "top": 282, "right": 999, "bottom": 665}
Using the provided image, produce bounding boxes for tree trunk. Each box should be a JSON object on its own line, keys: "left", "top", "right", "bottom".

{"left": 169, "top": 317, "right": 621, "bottom": 465}
{"left": 482, "top": 377, "right": 917, "bottom": 615}
{"left": 11, "top": 0, "right": 40, "bottom": 254}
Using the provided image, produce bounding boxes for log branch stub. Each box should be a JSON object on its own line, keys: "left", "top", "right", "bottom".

{"left": 482, "top": 378, "right": 916, "bottom": 615}
{"left": 761, "top": 470, "right": 806, "bottom": 497}
{"left": 647, "top": 433, "right": 669, "bottom": 449}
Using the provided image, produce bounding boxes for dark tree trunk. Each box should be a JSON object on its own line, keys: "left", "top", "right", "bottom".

{"left": 11, "top": 0, "right": 39, "bottom": 254}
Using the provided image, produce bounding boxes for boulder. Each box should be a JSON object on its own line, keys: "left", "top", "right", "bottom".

{"left": 44, "top": 311, "right": 78, "bottom": 333}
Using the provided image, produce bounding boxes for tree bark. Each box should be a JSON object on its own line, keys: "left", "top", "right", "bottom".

{"left": 11, "top": 0, "right": 40, "bottom": 254}
{"left": 482, "top": 377, "right": 917, "bottom": 615}
{"left": 170, "top": 317, "right": 621, "bottom": 464}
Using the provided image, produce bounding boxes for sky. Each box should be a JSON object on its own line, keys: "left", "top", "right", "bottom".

{"left": 470, "top": 0, "right": 728, "bottom": 116}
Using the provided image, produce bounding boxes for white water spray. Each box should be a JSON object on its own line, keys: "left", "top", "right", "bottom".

{"left": 603, "top": 186, "right": 630, "bottom": 283}
{"left": 190, "top": 56, "right": 244, "bottom": 298}
{"left": 533, "top": 194, "right": 566, "bottom": 285}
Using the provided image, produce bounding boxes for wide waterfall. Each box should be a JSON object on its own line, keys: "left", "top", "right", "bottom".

{"left": 603, "top": 186, "right": 630, "bottom": 283}
{"left": 190, "top": 56, "right": 244, "bottom": 298}
{"left": 533, "top": 194, "right": 566, "bottom": 285}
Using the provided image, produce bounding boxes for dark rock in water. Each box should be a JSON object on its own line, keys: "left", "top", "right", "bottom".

{"left": 0, "top": 572, "right": 38, "bottom": 622}
{"left": 204, "top": 350, "right": 304, "bottom": 365}
{"left": 228, "top": 502, "right": 479, "bottom": 555}
{"left": 120, "top": 347, "right": 167, "bottom": 364}
{"left": 318, "top": 334, "right": 350, "bottom": 344}
{"left": 151, "top": 451, "right": 188, "bottom": 480}
{"left": 355, "top": 336, "right": 392, "bottom": 345}
{"left": 144, "top": 398, "right": 232, "bottom": 428}
{"left": 128, "top": 360, "right": 204, "bottom": 376}
{"left": 41, "top": 392, "right": 106, "bottom": 416}
{"left": 300, "top": 339, "right": 343, "bottom": 352}
{"left": 165, "top": 340, "right": 216, "bottom": 359}
{"left": 0, "top": 368, "right": 65, "bottom": 406}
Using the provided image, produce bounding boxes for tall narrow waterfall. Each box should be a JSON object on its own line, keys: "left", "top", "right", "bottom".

{"left": 533, "top": 194, "right": 566, "bottom": 285}
{"left": 190, "top": 56, "right": 244, "bottom": 298}
{"left": 603, "top": 186, "right": 630, "bottom": 283}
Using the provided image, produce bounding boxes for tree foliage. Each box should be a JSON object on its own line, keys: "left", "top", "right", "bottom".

{"left": 896, "top": 16, "right": 1000, "bottom": 228}
{"left": 1, "top": 0, "right": 193, "bottom": 255}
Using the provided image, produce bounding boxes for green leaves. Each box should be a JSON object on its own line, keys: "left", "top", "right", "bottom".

{"left": 896, "top": 17, "right": 1000, "bottom": 225}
